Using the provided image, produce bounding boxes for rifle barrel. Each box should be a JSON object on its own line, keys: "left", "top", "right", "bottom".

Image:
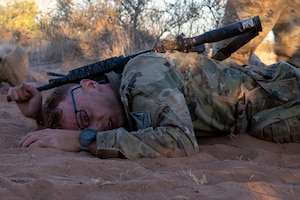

{"left": 186, "top": 15, "right": 262, "bottom": 49}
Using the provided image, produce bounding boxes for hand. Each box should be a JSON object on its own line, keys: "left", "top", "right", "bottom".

{"left": 18, "top": 129, "right": 81, "bottom": 152}
{"left": 8, "top": 82, "right": 42, "bottom": 121}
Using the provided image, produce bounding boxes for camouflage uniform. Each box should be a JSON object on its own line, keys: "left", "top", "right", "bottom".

{"left": 213, "top": 0, "right": 300, "bottom": 67}
{"left": 0, "top": 46, "right": 30, "bottom": 86}
{"left": 95, "top": 51, "right": 300, "bottom": 159}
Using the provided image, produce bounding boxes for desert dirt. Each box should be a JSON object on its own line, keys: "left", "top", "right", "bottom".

{"left": 0, "top": 49, "right": 299, "bottom": 200}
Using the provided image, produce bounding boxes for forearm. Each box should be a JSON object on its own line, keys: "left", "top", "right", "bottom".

{"left": 94, "top": 127, "right": 199, "bottom": 159}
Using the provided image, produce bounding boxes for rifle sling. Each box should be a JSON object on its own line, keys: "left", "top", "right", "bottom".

{"left": 212, "top": 30, "right": 259, "bottom": 61}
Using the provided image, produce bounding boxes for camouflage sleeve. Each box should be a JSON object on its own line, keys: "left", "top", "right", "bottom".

{"left": 95, "top": 53, "right": 199, "bottom": 159}
{"left": 95, "top": 123, "right": 199, "bottom": 159}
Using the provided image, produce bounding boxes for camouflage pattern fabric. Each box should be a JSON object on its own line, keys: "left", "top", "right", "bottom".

{"left": 249, "top": 99, "right": 300, "bottom": 143}
{"left": 213, "top": 0, "right": 300, "bottom": 68}
{"left": 0, "top": 46, "right": 30, "bottom": 86}
{"left": 95, "top": 51, "right": 300, "bottom": 159}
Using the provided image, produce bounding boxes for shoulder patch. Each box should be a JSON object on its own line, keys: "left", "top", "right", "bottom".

{"left": 130, "top": 111, "right": 151, "bottom": 129}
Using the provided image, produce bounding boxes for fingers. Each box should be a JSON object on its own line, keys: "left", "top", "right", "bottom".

{"left": 8, "top": 82, "right": 39, "bottom": 102}
{"left": 18, "top": 129, "right": 81, "bottom": 152}
{"left": 18, "top": 131, "right": 45, "bottom": 148}
{"left": 18, "top": 131, "right": 51, "bottom": 148}
{"left": 9, "top": 85, "right": 31, "bottom": 102}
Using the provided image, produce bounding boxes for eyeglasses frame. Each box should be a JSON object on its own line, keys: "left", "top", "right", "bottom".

{"left": 70, "top": 85, "right": 90, "bottom": 130}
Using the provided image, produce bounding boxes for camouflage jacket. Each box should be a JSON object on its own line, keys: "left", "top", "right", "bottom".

{"left": 95, "top": 51, "right": 300, "bottom": 159}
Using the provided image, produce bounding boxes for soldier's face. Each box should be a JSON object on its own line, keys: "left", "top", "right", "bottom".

{"left": 58, "top": 82, "right": 126, "bottom": 131}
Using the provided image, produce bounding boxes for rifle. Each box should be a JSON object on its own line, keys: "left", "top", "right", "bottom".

{"left": 7, "top": 16, "right": 262, "bottom": 101}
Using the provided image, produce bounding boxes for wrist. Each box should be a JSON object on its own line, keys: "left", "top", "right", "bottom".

{"left": 79, "top": 129, "right": 97, "bottom": 151}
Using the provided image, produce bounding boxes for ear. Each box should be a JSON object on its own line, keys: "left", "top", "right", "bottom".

{"left": 80, "top": 79, "right": 101, "bottom": 91}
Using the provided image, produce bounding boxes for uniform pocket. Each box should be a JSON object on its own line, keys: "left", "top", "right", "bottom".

{"left": 249, "top": 99, "right": 300, "bottom": 143}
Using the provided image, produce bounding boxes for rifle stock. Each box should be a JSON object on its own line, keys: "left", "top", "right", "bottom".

{"left": 7, "top": 16, "right": 262, "bottom": 102}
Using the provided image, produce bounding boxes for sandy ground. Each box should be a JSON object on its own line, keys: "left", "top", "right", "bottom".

{"left": 0, "top": 55, "right": 300, "bottom": 200}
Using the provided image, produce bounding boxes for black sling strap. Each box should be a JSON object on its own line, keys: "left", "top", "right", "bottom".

{"left": 212, "top": 30, "right": 260, "bottom": 61}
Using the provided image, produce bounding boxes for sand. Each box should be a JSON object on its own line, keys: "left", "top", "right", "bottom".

{"left": 0, "top": 59, "right": 300, "bottom": 200}
{"left": 1, "top": 90, "right": 300, "bottom": 200}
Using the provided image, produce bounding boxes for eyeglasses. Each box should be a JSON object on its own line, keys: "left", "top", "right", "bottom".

{"left": 70, "top": 85, "right": 89, "bottom": 130}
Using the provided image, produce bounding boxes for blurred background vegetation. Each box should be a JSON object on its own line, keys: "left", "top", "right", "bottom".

{"left": 0, "top": 0, "right": 227, "bottom": 68}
